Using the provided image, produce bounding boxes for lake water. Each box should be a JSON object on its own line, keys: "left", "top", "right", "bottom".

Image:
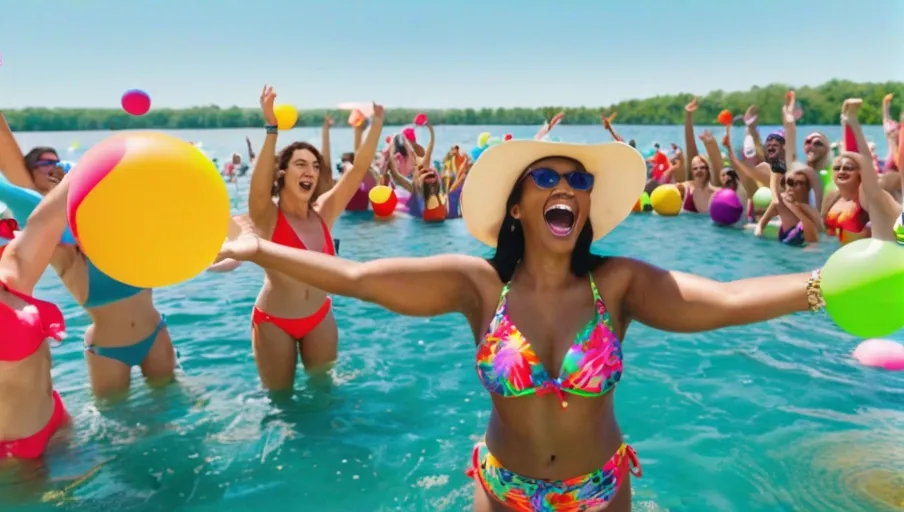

{"left": 2, "top": 125, "right": 902, "bottom": 512}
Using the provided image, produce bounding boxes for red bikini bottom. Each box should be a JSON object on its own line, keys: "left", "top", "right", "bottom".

{"left": 0, "top": 391, "right": 68, "bottom": 460}
{"left": 252, "top": 298, "right": 332, "bottom": 340}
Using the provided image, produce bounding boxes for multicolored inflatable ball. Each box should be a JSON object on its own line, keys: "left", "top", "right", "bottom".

{"left": 67, "top": 132, "right": 230, "bottom": 288}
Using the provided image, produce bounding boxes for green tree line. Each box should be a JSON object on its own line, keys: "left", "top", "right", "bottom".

{"left": 3, "top": 80, "right": 901, "bottom": 132}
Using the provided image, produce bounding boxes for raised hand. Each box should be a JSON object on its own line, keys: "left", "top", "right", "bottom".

{"left": 323, "top": 115, "right": 334, "bottom": 127}
{"left": 600, "top": 112, "right": 617, "bottom": 130}
{"left": 841, "top": 98, "right": 863, "bottom": 125}
{"left": 722, "top": 125, "right": 732, "bottom": 149}
{"left": 685, "top": 97, "right": 698, "bottom": 113}
{"left": 744, "top": 105, "right": 758, "bottom": 126}
{"left": 372, "top": 103, "right": 385, "bottom": 122}
{"left": 782, "top": 91, "right": 797, "bottom": 125}
{"left": 548, "top": 111, "right": 565, "bottom": 130}
{"left": 260, "top": 85, "right": 277, "bottom": 126}
{"left": 698, "top": 129, "right": 714, "bottom": 143}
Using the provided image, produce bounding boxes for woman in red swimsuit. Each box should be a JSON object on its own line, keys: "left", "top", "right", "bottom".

{"left": 0, "top": 179, "right": 71, "bottom": 460}
{"left": 220, "top": 138, "right": 826, "bottom": 511}
{"left": 246, "top": 86, "right": 384, "bottom": 390}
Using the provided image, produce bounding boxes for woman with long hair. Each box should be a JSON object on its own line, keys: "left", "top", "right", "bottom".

{"left": 218, "top": 137, "right": 824, "bottom": 510}
{"left": 245, "top": 85, "right": 384, "bottom": 389}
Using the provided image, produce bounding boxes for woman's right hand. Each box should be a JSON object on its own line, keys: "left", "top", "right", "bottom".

{"left": 260, "top": 85, "right": 277, "bottom": 126}
{"left": 841, "top": 98, "right": 862, "bottom": 125}
{"left": 685, "top": 97, "right": 698, "bottom": 113}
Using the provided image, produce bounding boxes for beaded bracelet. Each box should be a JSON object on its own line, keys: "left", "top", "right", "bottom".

{"left": 806, "top": 268, "right": 825, "bottom": 312}
{"left": 265, "top": 125, "right": 278, "bottom": 135}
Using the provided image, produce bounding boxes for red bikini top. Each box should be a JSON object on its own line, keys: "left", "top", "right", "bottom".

{"left": 0, "top": 280, "right": 65, "bottom": 362}
{"left": 272, "top": 210, "right": 335, "bottom": 255}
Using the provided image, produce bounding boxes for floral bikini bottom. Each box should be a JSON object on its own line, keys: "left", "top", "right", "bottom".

{"left": 467, "top": 441, "right": 641, "bottom": 511}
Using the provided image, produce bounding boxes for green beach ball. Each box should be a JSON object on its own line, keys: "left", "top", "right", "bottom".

{"left": 821, "top": 239, "right": 904, "bottom": 338}
{"left": 752, "top": 187, "right": 772, "bottom": 210}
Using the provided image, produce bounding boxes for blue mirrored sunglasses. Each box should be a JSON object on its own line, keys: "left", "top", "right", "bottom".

{"left": 525, "top": 168, "right": 594, "bottom": 191}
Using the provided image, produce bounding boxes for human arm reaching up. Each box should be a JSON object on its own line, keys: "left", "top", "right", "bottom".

{"left": 316, "top": 104, "right": 385, "bottom": 225}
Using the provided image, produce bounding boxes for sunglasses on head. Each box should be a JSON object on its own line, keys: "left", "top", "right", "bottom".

{"left": 525, "top": 168, "right": 594, "bottom": 191}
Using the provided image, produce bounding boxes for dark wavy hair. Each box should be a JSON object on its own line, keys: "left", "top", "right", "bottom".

{"left": 487, "top": 158, "right": 608, "bottom": 283}
{"left": 272, "top": 141, "right": 329, "bottom": 204}
{"left": 24, "top": 146, "right": 59, "bottom": 171}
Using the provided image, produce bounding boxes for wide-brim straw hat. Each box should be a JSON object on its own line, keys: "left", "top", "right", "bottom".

{"left": 461, "top": 140, "right": 646, "bottom": 247}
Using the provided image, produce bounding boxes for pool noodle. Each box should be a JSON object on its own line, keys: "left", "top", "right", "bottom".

{"left": 0, "top": 175, "right": 76, "bottom": 244}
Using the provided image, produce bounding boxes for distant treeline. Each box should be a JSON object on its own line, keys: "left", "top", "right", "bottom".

{"left": 3, "top": 80, "right": 901, "bottom": 132}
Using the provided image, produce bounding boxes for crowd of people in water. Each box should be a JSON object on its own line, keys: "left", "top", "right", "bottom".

{"left": 0, "top": 85, "right": 901, "bottom": 511}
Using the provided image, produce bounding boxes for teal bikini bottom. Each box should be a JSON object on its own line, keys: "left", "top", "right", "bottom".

{"left": 86, "top": 315, "right": 167, "bottom": 367}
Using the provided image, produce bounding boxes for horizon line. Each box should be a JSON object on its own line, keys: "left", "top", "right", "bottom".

{"left": 4, "top": 79, "right": 900, "bottom": 111}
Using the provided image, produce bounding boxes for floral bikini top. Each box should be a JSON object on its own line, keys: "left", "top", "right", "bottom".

{"left": 475, "top": 274, "right": 623, "bottom": 409}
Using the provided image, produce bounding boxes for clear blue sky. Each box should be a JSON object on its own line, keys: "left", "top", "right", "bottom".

{"left": 0, "top": 0, "right": 900, "bottom": 109}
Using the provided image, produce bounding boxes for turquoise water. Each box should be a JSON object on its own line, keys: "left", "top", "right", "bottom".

{"left": 3, "top": 126, "right": 902, "bottom": 511}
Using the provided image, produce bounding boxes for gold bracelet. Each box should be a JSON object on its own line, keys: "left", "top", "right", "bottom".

{"left": 806, "top": 268, "right": 825, "bottom": 312}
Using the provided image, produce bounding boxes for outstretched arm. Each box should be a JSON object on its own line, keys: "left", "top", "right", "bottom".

{"left": 0, "top": 113, "right": 35, "bottom": 190}
{"left": 224, "top": 237, "right": 487, "bottom": 317}
{"left": 0, "top": 178, "right": 70, "bottom": 294}
{"left": 621, "top": 258, "right": 811, "bottom": 333}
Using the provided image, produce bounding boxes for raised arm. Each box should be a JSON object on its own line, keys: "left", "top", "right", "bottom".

{"left": 722, "top": 126, "right": 758, "bottom": 196}
{"left": 0, "top": 113, "right": 35, "bottom": 190}
{"left": 248, "top": 86, "right": 280, "bottom": 229}
{"left": 699, "top": 130, "right": 724, "bottom": 187}
{"left": 843, "top": 99, "right": 900, "bottom": 241}
{"left": 534, "top": 112, "right": 564, "bottom": 140}
{"left": 321, "top": 115, "right": 334, "bottom": 176}
{"left": 420, "top": 123, "right": 436, "bottom": 166}
{"left": 387, "top": 149, "right": 414, "bottom": 193}
{"left": 683, "top": 97, "right": 700, "bottom": 163}
{"left": 317, "top": 104, "right": 385, "bottom": 225}
{"left": 600, "top": 112, "right": 623, "bottom": 142}
{"left": 745, "top": 106, "right": 765, "bottom": 163}
{"left": 353, "top": 119, "right": 366, "bottom": 152}
{"left": 245, "top": 136, "right": 256, "bottom": 163}
{"left": 0, "top": 178, "right": 70, "bottom": 294}
{"left": 621, "top": 257, "right": 811, "bottom": 333}
{"left": 223, "top": 235, "right": 487, "bottom": 318}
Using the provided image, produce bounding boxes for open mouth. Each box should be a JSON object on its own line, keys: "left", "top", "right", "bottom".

{"left": 766, "top": 147, "right": 778, "bottom": 158}
{"left": 48, "top": 175, "right": 61, "bottom": 184}
{"left": 543, "top": 204, "right": 575, "bottom": 237}
{"left": 298, "top": 179, "right": 313, "bottom": 191}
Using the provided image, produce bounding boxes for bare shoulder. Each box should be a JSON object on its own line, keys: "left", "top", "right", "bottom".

{"left": 592, "top": 256, "right": 639, "bottom": 295}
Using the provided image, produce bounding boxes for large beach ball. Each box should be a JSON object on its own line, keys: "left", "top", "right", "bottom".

{"left": 710, "top": 188, "right": 743, "bottom": 225}
{"left": 67, "top": 132, "right": 230, "bottom": 288}
{"left": 121, "top": 89, "right": 151, "bottom": 116}
{"left": 650, "top": 184, "right": 681, "bottom": 216}
{"left": 822, "top": 239, "right": 904, "bottom": 338}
